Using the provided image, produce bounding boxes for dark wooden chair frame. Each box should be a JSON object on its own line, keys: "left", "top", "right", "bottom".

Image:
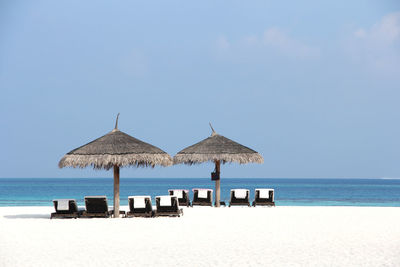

{"left": 229, "top": 190, "right": 251, "bottom": 207}
{"left": 50, "top": 199, "right": 81, "bottom": 219}
{"left": 252, "top": 190, "right": 275, "bottom": 207}
{"left": 81, "top": 197, "right": 114, "bottom": 218}
{"left": 168, "top": 190, "right": 190, "bottom": 207}
{"left": 126, "top": 197, "right": 154, "bottom": 218}
{"left": 155, "top": 196, "right": 183, "bottom": 217}
{"left": 191, "top": 190, "right": 213, "bottom": 206}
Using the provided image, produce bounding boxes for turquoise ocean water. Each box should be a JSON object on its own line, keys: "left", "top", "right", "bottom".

{"left": 0, "top": 178, "right": 399, "bottom": 207}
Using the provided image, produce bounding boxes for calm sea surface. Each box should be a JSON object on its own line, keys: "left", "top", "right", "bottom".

{"left": 0, "top": 178, "right": 399, "bottom": 207}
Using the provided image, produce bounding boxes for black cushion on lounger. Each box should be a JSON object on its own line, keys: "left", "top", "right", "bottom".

{"left": 80, "top": 196, "right": 114, "bottom": 218}
{"left": 84, "top": 196, "right": 109, "bottom": 213}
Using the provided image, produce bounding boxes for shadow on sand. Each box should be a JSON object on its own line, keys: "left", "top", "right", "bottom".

{"left": 3, "top": 214, "right": 50, "bottom": 219}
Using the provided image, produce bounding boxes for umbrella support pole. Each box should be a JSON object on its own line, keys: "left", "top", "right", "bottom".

{"left": 215, "top": 160, "right": 221, "bottom": 207}
{"left": 113, "top": 165, "right": 120, "bottom": 218}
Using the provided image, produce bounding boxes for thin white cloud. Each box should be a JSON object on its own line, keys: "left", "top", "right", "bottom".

{"left": 368, "top": 12, "right": 400, "bottom": 44}
{"left": 350, "top": 12, "right": 400, "bottom": 75}
{"left": 215, "top": 27, "right": 319, "bottom": 61}
{"left": 262, "top": 27, "right": 319, "bottom": 58}
{"left": 216, "top": 36, "right": 230, "bottom": 50}
{"left": 354, "top": 29, "right": 367, "bottom": 38}
{"left": 243, "top": 35, "right": 259, "bottom": 46}
{"left": 120, "top": 49, "right": 149, "bottom": 77}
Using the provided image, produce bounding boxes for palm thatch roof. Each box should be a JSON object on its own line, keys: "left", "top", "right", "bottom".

{"left": 59, "top": 122, "right": 172, "bottom": 170}
{"left": 173, "top": 127, "right": 264, "bottom": 165}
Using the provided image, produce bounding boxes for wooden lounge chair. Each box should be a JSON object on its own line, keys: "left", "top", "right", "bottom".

{"left": 126, "top": 196, "right": 153, "bottom": 217}
{"left": 191, "top": 188, "right": 213, "bottom": 206}
{"left": 81, "top": 196, "right": 113, "bottom": 218}
{"left": 229, "top": 189, "right": 250, "bottom": 207}
{"left": 168, "top": 189, "right": 190, "bottom": 207}
{"left": 252, "top": 188, "right": 275, "bottom": 207}
{"left": 51, "top": 199, "right": 81, "bottom": 219}
{"left": 155, "top": 196, "right": 183, "bottom": 217}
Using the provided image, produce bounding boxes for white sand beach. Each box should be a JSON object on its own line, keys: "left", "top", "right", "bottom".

{"left": 0, "top": 206, "right": 399, "bottom": 267}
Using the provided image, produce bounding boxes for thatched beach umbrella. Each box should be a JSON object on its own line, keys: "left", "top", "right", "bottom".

{"left": 58, "top": 114, "right": 172, "bottom": 217}
{"left": 173, "top": 124, "right": 263, "bottom": 207}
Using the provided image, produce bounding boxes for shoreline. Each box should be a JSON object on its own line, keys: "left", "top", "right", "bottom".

{"left": 1, "top": 206, "right": 399, "bottom": 266}
{"left": 2, "top": 178, "right": 399, "bottom": 208}
{"left": 2, "top": 205, "right": 400, "bottom": 208}
{"left": 2, "top": 204, "right": 400, "bottom": 209}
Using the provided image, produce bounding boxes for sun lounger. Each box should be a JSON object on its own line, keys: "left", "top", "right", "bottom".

{"left": 81, "top": 196, "right": 114, "bottom": 218}
{"left": 229, "top": 189, "right": 250, "bottom": 207}
{"left": 168, "top": 189, "right": 190, "bottom": 207}
{"left": 51, "top": 199, "right": 81, "bottom": 219}
{"left": 155, "top": 196, "right": 183, "bottom": 217}
{"left": 252, "top": 188, "right": 275, "bottom": 206}
{"left": 126, "top": 196, "right": 153, "bottom": 217}
{"left": 192, "top": 188, "right": 213, "bottom": 206}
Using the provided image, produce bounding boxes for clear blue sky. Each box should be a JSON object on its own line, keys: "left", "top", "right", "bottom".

{"left": 1, "top": 1, "right": 399, "bottom": 178}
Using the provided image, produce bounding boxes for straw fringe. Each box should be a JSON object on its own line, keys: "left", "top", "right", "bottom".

{"left": 173, "top": 153, "right": 263, "bottom": 165}
{"left": 59, "top": 153, "right": 173, "bottom": 170}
